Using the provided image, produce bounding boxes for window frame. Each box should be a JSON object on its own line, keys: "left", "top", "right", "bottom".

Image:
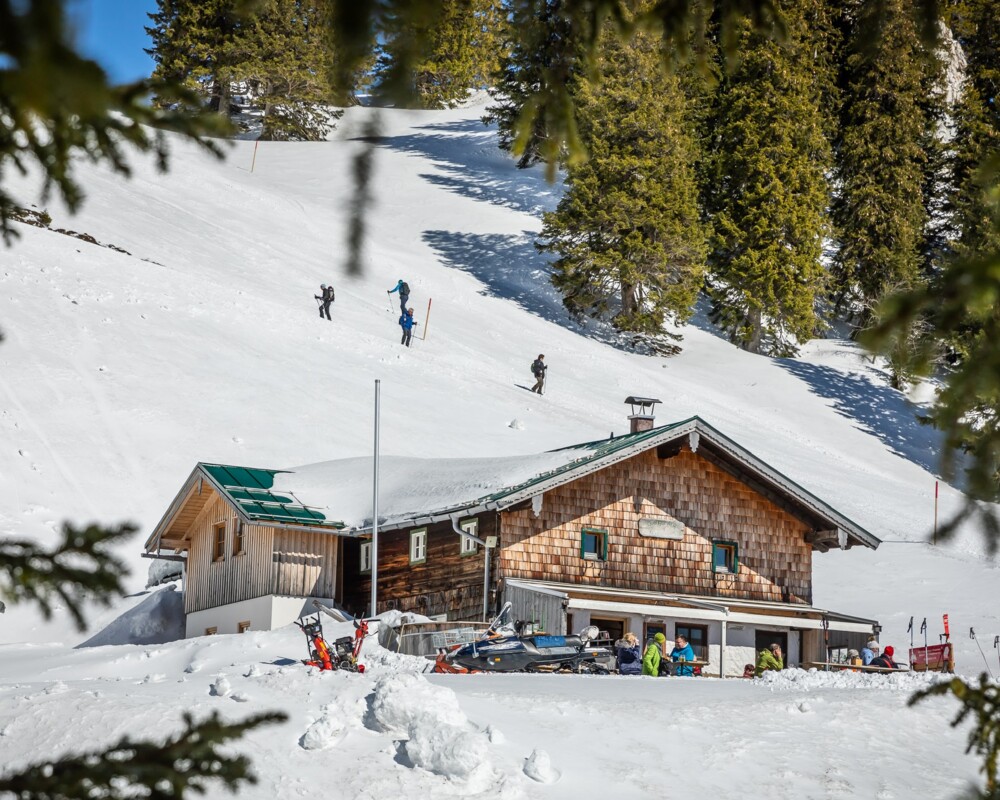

{"left": 238, "top": 621, "right": 251, "bottom": 634}
{"left": 212, "top": 521, "right": 226, "bottom": 562}
{"left": 459, "top": 519, "right": 479, "bottom": 556}
{"left": 409, "top": 527, "right": 427, "bottom": 565}
{"left": 580, "top": 527, "right": 608, "bottom": 562}
{"left": 231, "top": 520, "right": 244, "bottom": 557}
{"left": 360, "top": 541, "right": 372, "bottom": 574}
{"left": 205, "top": 627, "right": 218, "bottom": 636}
{"left": 675, "top": 623, "right": 709, "bottom": 661}
{"left": 712, "top": 540, "right": 739, "bottom": 574}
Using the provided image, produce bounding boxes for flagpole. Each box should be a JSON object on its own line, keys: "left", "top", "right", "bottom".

{"left": 370, "top": 380, "right": 381, "bottom": 618}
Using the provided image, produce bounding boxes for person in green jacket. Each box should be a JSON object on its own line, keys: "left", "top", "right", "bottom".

{"left": 642, "top": 633, "right": 666, "bottom": 676}
{"left": 754, "top": 643, "right": 783, "bottom": 677}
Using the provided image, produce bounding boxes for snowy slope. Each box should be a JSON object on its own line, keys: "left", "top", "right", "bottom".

{"left": 0, "top": 101, "right": 997, "bottom": 797}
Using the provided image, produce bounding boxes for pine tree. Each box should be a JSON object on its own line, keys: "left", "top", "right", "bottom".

{"left": 375, "top": 0, "right": 504, "bottom": 110}
{"left": 831, "top": 0, "right": 937, "bottom": 333}
{"left": 147, "top": 0, "right": 342, "bottom": 139}
{"left": 483, "top": 0, "right": 575, "bottom": 168}
{"left": 237, "top": 0, "right": 341, "bottom": 140}
{"left": 537, "top": 24, "right": 707, "bottom": 336}
{"left": 703, "top": 0, "right": 833, "bottom": 356}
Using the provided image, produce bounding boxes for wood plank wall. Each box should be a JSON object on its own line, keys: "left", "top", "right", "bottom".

{"left": 183, "top": 490, "right": 341, "bottom": 614}
{"left": 342, "top": 515, "right": 498, "bottom": 620}
{"left": 184, "top": 491, "right": 274, "bottom": 614}
{"left": 499, "top": 448, "right": 813, "bottom": 604}
{"left": 271, "top": 529, "right": 338, "bottom": 598}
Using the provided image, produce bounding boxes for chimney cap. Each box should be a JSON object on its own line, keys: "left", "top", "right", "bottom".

{"left": 625, "top": 396, "right": 661, "bottom": 411}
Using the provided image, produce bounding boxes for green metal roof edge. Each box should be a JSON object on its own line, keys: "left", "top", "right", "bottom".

{"left": 197, "top": 462, "right": 346, "bottom": 529}
{"left": 476, "top": 416, "right": 697, "bottom": 505}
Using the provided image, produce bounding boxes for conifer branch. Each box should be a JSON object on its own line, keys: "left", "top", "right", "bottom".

{"left": 0, "top": 522, "right": 135, "bottom": 631}
{"left": 0, "top": 711, "right": 288, "bottom": 800}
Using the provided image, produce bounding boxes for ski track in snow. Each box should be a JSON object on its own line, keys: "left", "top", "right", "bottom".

{"left": 0, "top": 101, "right": 997, "bottom": 797}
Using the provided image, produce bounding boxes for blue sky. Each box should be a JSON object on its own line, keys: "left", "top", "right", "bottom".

{"left": 69, "top": 0, "right": 158, "bottom": 83}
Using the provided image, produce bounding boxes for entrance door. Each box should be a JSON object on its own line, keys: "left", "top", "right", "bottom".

{"left": 591, "top": 617, "right": 625, "bottom": 646}
{"left": 755, "top": 630, "right": 788, "bottom": 668}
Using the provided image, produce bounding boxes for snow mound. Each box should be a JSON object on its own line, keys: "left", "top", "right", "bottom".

{"left": 209, "top": 676, "right": 231, "bottom": 697}
{"left": 523, "top": 748, "right": 560, "bottom": 783}
{"left": 369, "top": 673, "right": 466, "bottom": 732}
{"left": 404, "top": 721, "right": 490, "bottom": 781}
{"left": 146, "top": 560, "right": 182, "bottom": 588}
{"left": 77, "top": 586, "right": 184, "bottom": 648}
{"left": 301, "top": 707, "right": 348, "bottom": 751}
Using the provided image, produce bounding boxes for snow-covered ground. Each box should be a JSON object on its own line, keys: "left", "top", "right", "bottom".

{"left": 1, "top": 101, "right": 997, "bottom": 796}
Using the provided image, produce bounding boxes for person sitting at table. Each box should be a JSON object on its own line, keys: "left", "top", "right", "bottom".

{"left": 616, "top": 632, "right": 642, "bottom": 676}
{"left": 642, "top": 633, "right": 665, "bottom": 676}
{"left": 754, "top": 642, "right": 783, "bottom": 677}
{"left": 868, "top": 645, "right": 899, "bottom": 670}
{"left": 742, "top": 663, "right": 756, "bottom": 679}
{"left": 861, "top": 638, "right": 879, "bottom": 666}
{"left": 670, "top": 634, "right": 696, "bottom": 676}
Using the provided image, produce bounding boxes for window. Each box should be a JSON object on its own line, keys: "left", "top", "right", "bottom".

{"left": 205, "top": 627, "right": 217, "bottom": 636}
{"left": 644, "top": 622, "right": 667, "bottom": 653}
{"left": 676, "top": 624, "right": 709, "bottom": 660}
{"left": 712, "top": 540, "right": 738, "bottom": 574}
{"left": 238, "top": 621, "right": 251, "bottom": 634}
{"left": 459, "top": 519, "right": 478, "bottom": 555}
{"left": 580, "top": 528, "right": 608, "bottom": 561}
{"left": 409, "top": 528, "right": 427, "bottom": 564}
{"left": 212, "top": 522, "right": 226, "bottom": 561}
{"left": 360, "top": 541, "right": 372, "bottom": 573}
{"left": 232, "top": 521, "right": 244, "bottom": 557}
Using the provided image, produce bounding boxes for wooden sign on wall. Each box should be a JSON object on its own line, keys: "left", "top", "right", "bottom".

{"left": 638, "top": 518, "right": 685, "bottom": 540}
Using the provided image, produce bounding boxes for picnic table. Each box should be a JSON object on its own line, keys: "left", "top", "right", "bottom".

{"left": 806, "top": 661, "right": 909, "bottom": 674}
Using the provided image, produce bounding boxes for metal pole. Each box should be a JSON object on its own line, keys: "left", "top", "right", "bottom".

{"left": 720, "top": 618, "right": 727, "bottom": 680}
{"left": 370, "top": 380, "right": 381, "bottom": 618}
{"left": 482, "top": 541, "right": 491, "bottom": 621}
{"left": 251, "top": 139, "right": 260, "bottom": 173}
{"left": 934, "top": 481, "right": 939, "bottom": 544}
{"left": 422, "top": 298, "right": 432, "bottom": 341}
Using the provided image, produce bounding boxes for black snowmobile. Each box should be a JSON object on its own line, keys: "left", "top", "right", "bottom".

{"left": 434, "top": 602, "right": 612, "bottom": 674}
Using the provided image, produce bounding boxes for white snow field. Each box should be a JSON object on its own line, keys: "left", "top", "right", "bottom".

{"left": 1, "top": 101, "right": 998, "bottom": 797}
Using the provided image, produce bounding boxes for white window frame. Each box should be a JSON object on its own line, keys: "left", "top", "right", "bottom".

{"left": 409, "top": 528, "right": 427, "bottom": 564}
{"left": 360, "top": 541, "right": 372, "bottom": 573}
{"left": 459, "top": 519, "right": 478, "bottom": 555}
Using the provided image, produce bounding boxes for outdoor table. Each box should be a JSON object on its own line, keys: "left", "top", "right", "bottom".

{"left": 661, "top": 660, "right": 710, "bottom": 676}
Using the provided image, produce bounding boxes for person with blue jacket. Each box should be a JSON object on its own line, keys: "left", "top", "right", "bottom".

{"left": 388, "top": 279, "right": 410, "bottom": 314}
{"left": 615, "top": 632, "right": 642, "bottom": 676}
{"left": 670, "top": 634, "right": 696, "bottom": 676}
{"left": 398, "top": 307, "right": 417, "bottom": 347}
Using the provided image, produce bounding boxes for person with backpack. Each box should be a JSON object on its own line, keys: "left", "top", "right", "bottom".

{"left": 530, "top": 354, "right": 547, "bottom": 394}
{"left": 315, "top": 283, "right": 335, "bottom": 320}
{"left": 388, "top": 279, "right": 410, "bottom": 314}
{"left": 398, "top": 307, "right": 417, "bottom": 347}
{"left": 615, "top": 632, "right": 642, "bottom": 676}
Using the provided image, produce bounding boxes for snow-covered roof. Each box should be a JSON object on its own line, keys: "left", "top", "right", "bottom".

{"left": 146, "top": 416, "right": 880, "bottom": 553}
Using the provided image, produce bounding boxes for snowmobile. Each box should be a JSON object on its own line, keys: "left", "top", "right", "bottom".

{"left": 433, "top": 602, "right": 612, "bottom": 674}
{"left": 295, "top": 602, "right": 370, "bottom": 672}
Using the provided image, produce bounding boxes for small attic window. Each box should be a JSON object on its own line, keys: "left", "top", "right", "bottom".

{"left": 410, "top": 528, "right": 427, "bottom": 565}
{"left": 712, "top": 540, "right": 738, "bottom": 574}
{"left": 580, "top": 528, "right": 608, "bottom": 561}
{"left": 360, "top": 541, "right": 372, "bottom": 573}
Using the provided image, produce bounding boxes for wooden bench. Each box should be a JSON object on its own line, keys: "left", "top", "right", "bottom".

{"left": 806, "top": 661, "right": 909, "bottom": 673}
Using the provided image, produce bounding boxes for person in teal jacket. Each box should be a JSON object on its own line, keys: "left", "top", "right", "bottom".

{"left": 642, "top": 633, "right": 665, "bottom": 676}
{"left": 670, "top": 634, "right": 696, "bottom": 676}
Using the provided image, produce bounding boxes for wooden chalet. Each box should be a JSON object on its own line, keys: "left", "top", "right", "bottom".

{"left": 145, "top": 403, "right": 881, "bottom": 674}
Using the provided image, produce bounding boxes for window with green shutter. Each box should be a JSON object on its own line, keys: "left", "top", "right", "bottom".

{"left": 580, "top": 528, "right": 608, "bottom": 561}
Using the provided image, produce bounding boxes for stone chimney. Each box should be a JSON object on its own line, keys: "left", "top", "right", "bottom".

{"left": 625, "top": 396, "right": 661, "bottom": 434}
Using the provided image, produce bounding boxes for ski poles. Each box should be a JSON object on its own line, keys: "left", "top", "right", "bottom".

{"left": 907, "top": 616, "right": 914, "bottom": 648}
{"left": 920, "top": 617, "right": 928, "bottom": 671}
{"left": 970, "top": 628, "right": 996, "bottom": 680}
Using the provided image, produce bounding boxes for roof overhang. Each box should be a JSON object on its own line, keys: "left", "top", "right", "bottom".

{"left": 506, "top": 579, "right": 878, "bottom": 635}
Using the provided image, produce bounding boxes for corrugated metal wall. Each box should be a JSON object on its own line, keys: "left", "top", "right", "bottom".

{"left": 504, "top": 582, "right": 567, "bottom": 635}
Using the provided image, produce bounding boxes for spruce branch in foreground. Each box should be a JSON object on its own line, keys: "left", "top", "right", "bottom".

{"left": 0, "top": 521, "right": 135, "bottom": 631}
{"left": 910, "top": 675, "right": 1000, "bottom": 798}
{"left": 0, "top": 711, "right": 288, "bottom": 800}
